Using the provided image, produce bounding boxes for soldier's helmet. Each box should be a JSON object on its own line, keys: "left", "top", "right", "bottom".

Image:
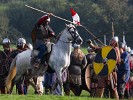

{"left": 111, "top": 36, "right": 119, "bottom": 42}
{"left": 87, "top": 46, "right": 93, "bottom": 52}
{"left": 17, "top": 38, "right": 26, "bottom": 46}
{"left": 2, "top": 38, "right": 11, "bottom": 50}
{"left": 73, "top": 43, "right": 80, "bottom": 49}
{"left": 119, "top": 42, "right": 125, "bottom": 48}
{"left": 2, "top": 38, "right": 10, "bottom": 44}
{"left": 130, "top": 50, "right": 133, "bottom": 56}
{"left": 127, "top": 47, "right": 131, "bottom": 53}
{"left": 17, "top": 38, "right": 26, "bottom": 49}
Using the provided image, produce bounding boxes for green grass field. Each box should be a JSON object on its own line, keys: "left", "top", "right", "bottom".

{"left": 0, "top": 94, "right": 112, "bottom": 100}
{"left": 0, "top": 88, "right": 113, "bottom": 100}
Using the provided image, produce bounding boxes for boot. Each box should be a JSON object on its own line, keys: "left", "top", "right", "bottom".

{"left": 34, "top": 58, "right": 41, "bottom": 68}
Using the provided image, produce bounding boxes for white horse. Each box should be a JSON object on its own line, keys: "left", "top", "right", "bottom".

{"left": 5, "top": 24, "right": 83, "bottom": 95}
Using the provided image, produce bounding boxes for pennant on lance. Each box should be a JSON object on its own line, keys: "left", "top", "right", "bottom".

{"left": 70, "top": 8, "right": 80, "bottom": 25}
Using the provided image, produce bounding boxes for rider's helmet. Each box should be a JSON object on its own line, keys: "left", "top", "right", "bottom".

{"left": 17, "top": 38, "right": 26, "bottom": 49}
{"left": 2, "top": 38, "right": 11, "bottom": 50}
{"left": 38, "top": 15, "right": 50, "bottom": 25}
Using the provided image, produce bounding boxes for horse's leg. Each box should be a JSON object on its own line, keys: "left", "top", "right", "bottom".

{"left": 28, "top": 79, "right": 36, "bottom": 90}
{"left": 51, "top": 77, "right": 58, "bottom": 94}
{"left": 56, "top": 70, "right": 64, "bottom": 96}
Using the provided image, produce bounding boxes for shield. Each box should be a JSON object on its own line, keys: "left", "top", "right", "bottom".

{"left": 93, "top": 46, "right": 117, "bottom": 76}
{"left": 82, "top": 64, "right": 91, "bottom": 91}
{"left": 0, "top": 51, "right": 12, "bottom": 75}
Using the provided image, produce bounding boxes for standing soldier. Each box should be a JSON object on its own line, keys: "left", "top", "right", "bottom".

{"left": 66, "top": 44, "right": 87, "bottom": 96}
{"left": 129, "top": 50, "right": 133, "bottom": 97}
{"left": 85, "top": 47, "right": 97, "bottom": 97}
{"left": 117, "top": 43, "right": 130, "bottom": 99}
{"left": 0, "top": 38, "right": 13, "bottom": 94}
{"left": 10, "top": 38, "right": 27, "bottom": 94}
{"left": 87, "top": 36, "right": 120, "bottom": 99}
{"left": 86, "top": 46, "right": 96, "bottom": 66}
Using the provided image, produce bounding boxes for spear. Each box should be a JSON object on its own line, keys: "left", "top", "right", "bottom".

{"left": 25, "top": 5, "right": 105, "bottom": 46}
{"left": 111, "top": 17, "right": 114, "bottom": 38}
{"left": 25, "top": 5, "right": 73, "bottom": 24}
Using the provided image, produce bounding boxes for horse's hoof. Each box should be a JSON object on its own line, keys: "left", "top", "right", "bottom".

{"left": 38, "top": 91, "right": 43, "bottom": 96}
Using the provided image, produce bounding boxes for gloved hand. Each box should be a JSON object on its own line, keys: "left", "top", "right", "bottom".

{"left": 86, "top": 39, "right": 93, "bottom": 46}
{"left": 121, "top": 59, "right": 124, "bottom": 64}
{"left": 48, "top": 32, "right": 55, "bottom": 37}
{"left": 53, "top": 35, "right": 57, "bottom": 38}
{"left": 86, "top": 39, "right": 92, "bottom": 44}
{"left": 47, "top": 13, "right": 53, "bottom": 17}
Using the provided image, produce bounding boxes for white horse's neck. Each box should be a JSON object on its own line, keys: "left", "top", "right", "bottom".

{"left": 55, "top": 29, "right": 72, "bottom": 55}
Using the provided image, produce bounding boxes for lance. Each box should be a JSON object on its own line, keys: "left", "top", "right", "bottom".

{"left": 109, "top": 16, "right": 117, "bottom": 95}
{"left": 80, "top": 25, "right": 105, "bottom": 46}
{"left": 25, "top": 5, "right": 104, "bottom": 46}
{"left": 123, "top": 31, "right": 126, "bottom": 45}
{"left": 104, "top": 35, "right": 106, "bottom": 45}
{"left": 25, "top": 5, "right": 73, "bottom": 24}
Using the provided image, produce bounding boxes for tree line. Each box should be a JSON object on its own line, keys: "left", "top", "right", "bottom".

{"left": 0, "top": 0, "right": 132, "bottom": 47}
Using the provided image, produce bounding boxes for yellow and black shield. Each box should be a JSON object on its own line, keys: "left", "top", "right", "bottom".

{"left": 93, "top": 46, "right": 117, "bottom": 76}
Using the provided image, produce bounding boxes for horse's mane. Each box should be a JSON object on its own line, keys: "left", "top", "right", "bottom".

{"left": 54, "top": 24, "right": 75, "bottom": 43}
{"left": 55, "top": 29, "right": 66, "bottom": 43}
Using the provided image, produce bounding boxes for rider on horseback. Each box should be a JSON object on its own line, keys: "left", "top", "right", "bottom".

{"left": 31, "top": 13, "right": 55, "bottom": 68}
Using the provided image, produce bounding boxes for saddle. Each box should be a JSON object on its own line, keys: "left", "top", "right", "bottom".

{"left": 35, "top": 42, "right": 53, "bottom": 55}
{"left": 30, "top": 42, "right": 54, "bottom": 70}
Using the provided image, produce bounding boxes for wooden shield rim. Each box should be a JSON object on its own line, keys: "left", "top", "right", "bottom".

{"left": 85, "top": 64, "right": 91, "bottom": 90}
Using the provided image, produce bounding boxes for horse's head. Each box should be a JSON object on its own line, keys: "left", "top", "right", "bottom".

{"left": 65, "top": 24, "right": 83, "bottom": 45}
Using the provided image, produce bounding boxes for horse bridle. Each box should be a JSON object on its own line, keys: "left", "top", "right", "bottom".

{"left": 58, "top": 27, "right": 80, "bottom": 43}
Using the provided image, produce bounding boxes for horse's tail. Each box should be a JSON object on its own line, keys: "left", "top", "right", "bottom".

{"left": 5, "top": 57, "right": 17, "bottom": 92}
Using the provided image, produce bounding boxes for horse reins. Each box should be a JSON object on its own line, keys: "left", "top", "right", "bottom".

{"left": 58, "top": 27, "right": 79, "bottom": 44}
